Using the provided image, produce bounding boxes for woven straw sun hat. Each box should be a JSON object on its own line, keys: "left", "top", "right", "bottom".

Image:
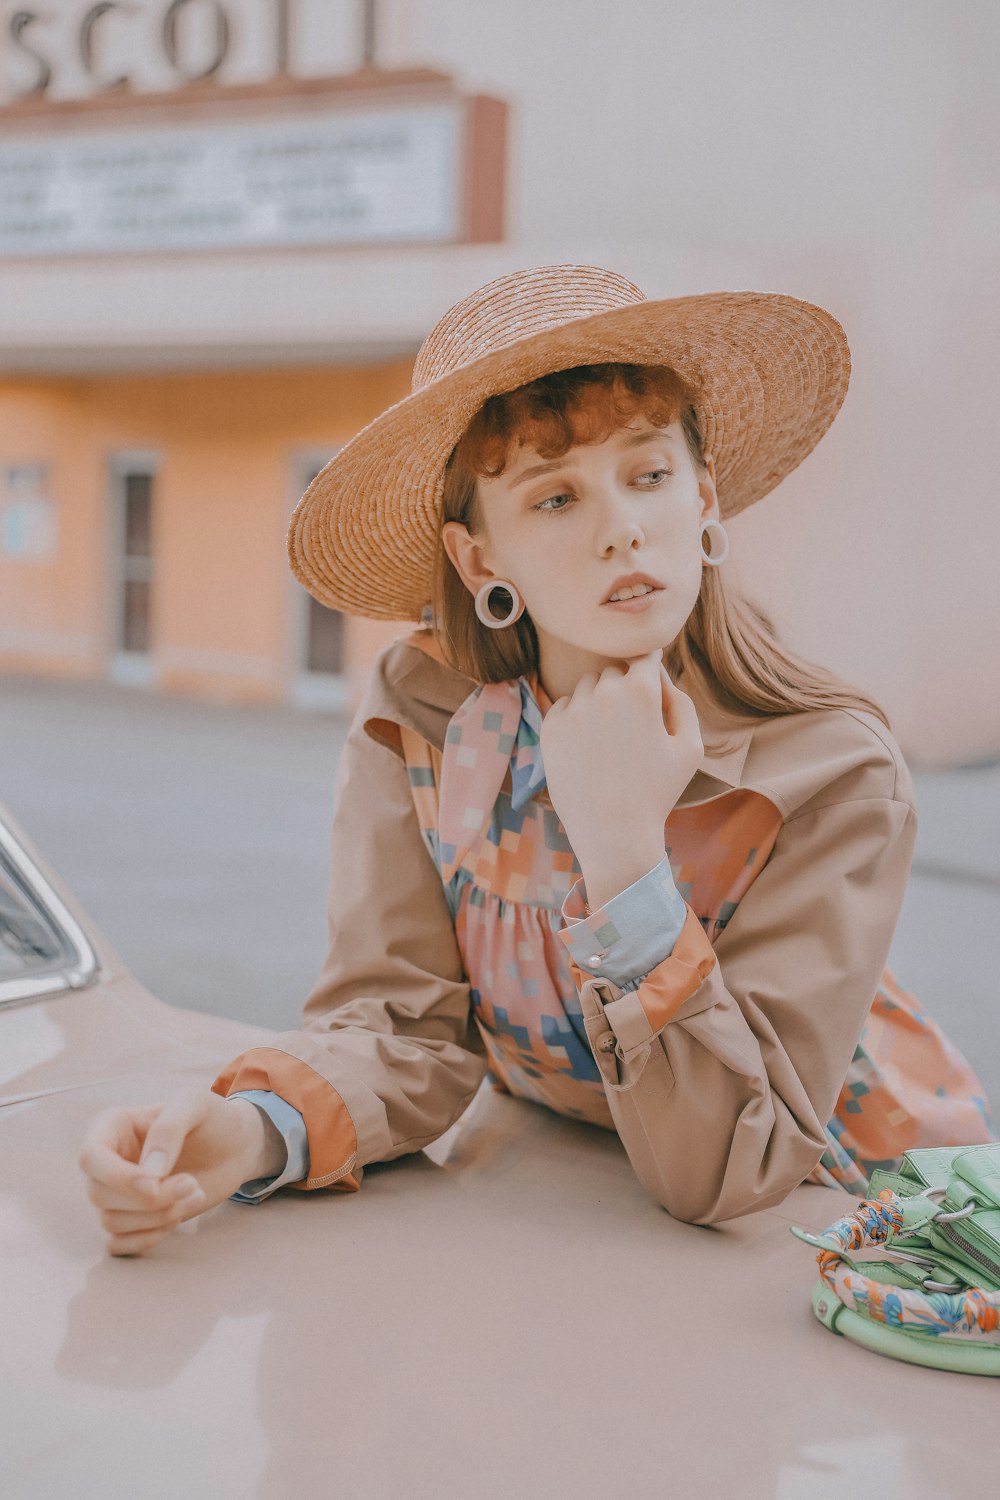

{"left": 288, "top": 263, "right": 851, "bottom": 622}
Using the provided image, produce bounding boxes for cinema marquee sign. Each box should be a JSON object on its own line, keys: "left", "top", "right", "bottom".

{"left": 6, "top": 1, "right": 325, "bottom": 97}
{"left": 0, "top": 4, "right": 506, "bottom": 255}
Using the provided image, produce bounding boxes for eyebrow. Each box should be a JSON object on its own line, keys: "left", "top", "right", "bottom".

{"left": 509, "top": 428, "right": 677, "bottom": 487}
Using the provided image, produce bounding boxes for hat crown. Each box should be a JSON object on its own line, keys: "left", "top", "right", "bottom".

{"left": 411, "top": 263, "right": 647, "bottom": 392}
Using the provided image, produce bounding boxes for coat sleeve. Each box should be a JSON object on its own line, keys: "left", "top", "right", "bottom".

{"left": 560, "top": 786, "right": 919, "bottom": 1226}
{"left": 210, "top": 713, "right": 487, "bottom": 1193}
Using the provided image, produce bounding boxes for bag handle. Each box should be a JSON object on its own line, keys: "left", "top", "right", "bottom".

{"left": 789, "top": 1187, "right": 1000, "bottom": 1375}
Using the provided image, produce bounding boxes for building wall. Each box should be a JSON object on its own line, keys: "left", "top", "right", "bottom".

{"left": 1, "top": 0, "right": 997, "bottom": 763}
{"left": 0, "top": 362, "right": 414, "bottom": 702}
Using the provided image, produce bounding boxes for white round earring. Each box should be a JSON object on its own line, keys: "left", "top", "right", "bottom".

{"left": 474, "top": 579, "right": 524, "bottom": 628}
{"left": 699, "top": 519, "right": 729, "bottom": 566}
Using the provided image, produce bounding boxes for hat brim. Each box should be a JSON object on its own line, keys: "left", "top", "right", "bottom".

{"left": 288, "top": 289, "right": 850, "bottom": 620}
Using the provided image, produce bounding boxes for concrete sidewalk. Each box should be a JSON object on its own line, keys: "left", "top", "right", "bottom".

{"left": 3, "top": 674, "right": 998, "bottom": 1108}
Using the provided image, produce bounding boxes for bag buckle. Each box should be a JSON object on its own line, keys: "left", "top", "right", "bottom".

{"left": 898, "top": 1187, "right": 975, "bottom": 1290}
{"left": 919, "top": 1185, "right": 978, "bottom": 1223}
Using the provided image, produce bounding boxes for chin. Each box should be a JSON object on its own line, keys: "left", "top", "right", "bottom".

{"left": 598, "top": 623, "right": 673, "bottom": 649}
{"left": 595, "top": 642, "right": 671, "bottom": 669}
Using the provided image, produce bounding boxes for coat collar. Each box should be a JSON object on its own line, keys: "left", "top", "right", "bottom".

{"left": 363, "top": 630, "right": 756, "bottom": 803}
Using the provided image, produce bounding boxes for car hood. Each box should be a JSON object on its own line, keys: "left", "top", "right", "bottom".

{"left": 1, "top": 968, "right": 270, "bottom": 1107}
{"left": 2, "top": 805, "right": 989, "bottom": 1493}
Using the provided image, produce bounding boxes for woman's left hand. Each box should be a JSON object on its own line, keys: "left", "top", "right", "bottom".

{"left": 539, "top": 650, "right": 704, "bottom": 882}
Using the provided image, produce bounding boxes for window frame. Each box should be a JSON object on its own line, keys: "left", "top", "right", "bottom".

{"left": 107, "top": 448, "right": 161, "bottom": 689}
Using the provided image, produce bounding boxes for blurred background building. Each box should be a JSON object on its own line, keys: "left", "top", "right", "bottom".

{"left": 1, "top": 0, "right": 997, "bottom": 765}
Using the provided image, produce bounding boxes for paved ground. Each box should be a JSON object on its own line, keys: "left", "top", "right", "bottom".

{"left": 3, "top": 674, "right": 998, "bottom": 1112}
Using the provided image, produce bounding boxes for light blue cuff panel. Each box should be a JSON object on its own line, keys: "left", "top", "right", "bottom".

{"left": 564, "top": 855, "right": 688, "bottom": 994}
{"left": 225, "top": 1089, "right": 310, "bottom": 1204}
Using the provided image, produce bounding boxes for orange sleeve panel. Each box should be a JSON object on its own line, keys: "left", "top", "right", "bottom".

{"left": 211, "top": 1046, "right": 361, "bottom": 1192}
{"left": 632, "top": 906, "right": 718, "bottom": 1030}
{"left": 568, "top": 903, "right": 717, "bottom": 1034}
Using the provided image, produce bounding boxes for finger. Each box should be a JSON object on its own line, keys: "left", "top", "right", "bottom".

{"left": 659, "top": 663, "right": 695, "bottom": 712}
{"left": 597, "top": 660, "right": 628, "bottom": 682}
{"left": 106, "top": 1228, "right": 172, "bottom": 1257}
{"left": 660, "top": 666, "right": 702, "bottom": 743}
{"left": 570, "top": 670, "right": 601, "bottom": 699}
{"left": 619, "top": 650, "right": 667, "bottom": 707}
{"left": 79, "top": 1104, "right": 163, "bottom": 1191}
{"left": 135, "top": 1090, "right": 209, "bottom": 1186}
{"left": 101, "top": 1191, "right": 206, "bottom": 1235}
{"left": 87, "top": 1171, "right": 202, "bottom": 1212}
{"left": 624, "top": 649, "right": 667, "bottom": 685}
{"left": 659, "top": 664, "right": 684, "bottom": 734}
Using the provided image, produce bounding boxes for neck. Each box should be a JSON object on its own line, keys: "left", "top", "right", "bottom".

{"left": 528, "top": 669, "right": 556, "bottom": 714}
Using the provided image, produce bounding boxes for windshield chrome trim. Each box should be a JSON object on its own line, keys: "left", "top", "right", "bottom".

{"left": 0, "top": 818, "right": 100, "bottom": 1007}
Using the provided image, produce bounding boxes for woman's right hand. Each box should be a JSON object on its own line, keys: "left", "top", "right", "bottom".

{"left": 78, "top": 1088, "right": 283, "bottom": 1257}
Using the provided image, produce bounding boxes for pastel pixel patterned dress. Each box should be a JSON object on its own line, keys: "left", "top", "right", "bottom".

{"left": 399, "top": 670, "right": 996, "bottom": 1196}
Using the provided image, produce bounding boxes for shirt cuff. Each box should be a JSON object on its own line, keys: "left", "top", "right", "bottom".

{"left": 225, "top": 1089, "right": 310, "bottom": 1203}
{"left": 557, "top": 854, "right": 688, "bottom": 992}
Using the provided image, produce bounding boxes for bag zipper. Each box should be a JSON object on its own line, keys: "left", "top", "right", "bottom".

{"left": 934, "top": 1219, "right": 1000, "bottom": 1282}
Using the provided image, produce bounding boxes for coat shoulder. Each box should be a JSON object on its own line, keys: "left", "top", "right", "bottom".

{"left": 745, "top": 702, "right": 916, "bottom": 820}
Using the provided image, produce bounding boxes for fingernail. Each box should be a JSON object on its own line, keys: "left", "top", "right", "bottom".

{"left": 139, "top": 1151, "right": 168, "bottom": 1177}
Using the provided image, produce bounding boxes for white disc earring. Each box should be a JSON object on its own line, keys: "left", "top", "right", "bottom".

{"left": 699, "top": 519, "right": 729, "bottom": 566}
{"left": 474, "top": 579, "right": 524, "bottom": 628}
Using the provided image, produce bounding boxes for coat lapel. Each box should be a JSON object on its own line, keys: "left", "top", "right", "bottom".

{"left": 366, "top": 630, "right": 757, "bottom": 838}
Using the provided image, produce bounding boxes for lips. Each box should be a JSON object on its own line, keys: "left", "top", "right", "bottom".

{"left": 602, "top": 572, "right": 665, "bottom": 603}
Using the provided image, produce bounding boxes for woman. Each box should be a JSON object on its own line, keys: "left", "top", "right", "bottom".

{"left": 78, "top": 264, "right": 996, "bottom": 1254}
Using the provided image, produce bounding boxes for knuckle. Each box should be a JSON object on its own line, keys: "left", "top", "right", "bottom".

{"left": 111, "top": 1226, "right": 165, "bottom": 1253}
{"left": 92, "top": 1104, "right": 125, "bottom": 1135}
{"left": 108, "top": 1236, "right": 155, "bottom": 1257}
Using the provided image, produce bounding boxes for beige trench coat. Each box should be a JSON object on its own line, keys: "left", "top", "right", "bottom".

{"left": 212, "top": 632, "right": 920, "bottom": 1225}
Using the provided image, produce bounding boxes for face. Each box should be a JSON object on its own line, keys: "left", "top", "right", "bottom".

{"left": 441, "top": 418, "right": 720, "bottom": 701}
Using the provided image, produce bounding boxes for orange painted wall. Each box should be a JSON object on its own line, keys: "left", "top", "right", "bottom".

{"left": 0, "top": 381, "right": 106, "bottom": 675}
{"left": 0, "top": 361, "right": 417, "bottom": 704}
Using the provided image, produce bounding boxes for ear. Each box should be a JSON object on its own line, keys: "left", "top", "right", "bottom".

{"left": 440, "top": 519, "right": 501, "bottom": 599}
{"left": 698, "top": 453, "right": 719, "bottom": 522}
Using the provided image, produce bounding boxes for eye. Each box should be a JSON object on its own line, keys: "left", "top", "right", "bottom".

{"left": 532, "top": 492, "right": 575, "bottom": 515}
{"left": 634, "top": 467, "right": 672, "bottom": 487}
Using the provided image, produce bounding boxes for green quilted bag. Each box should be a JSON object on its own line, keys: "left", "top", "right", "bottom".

{"left": 790, "top": 1142, "right": 1000, "bottom": 1375}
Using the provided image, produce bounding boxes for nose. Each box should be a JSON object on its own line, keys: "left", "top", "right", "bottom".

{"left": 595, "top": 486, "right": 645, "bottom": 554}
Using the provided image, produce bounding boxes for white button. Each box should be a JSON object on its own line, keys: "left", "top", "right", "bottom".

{"left": 586, "top": 954, "right": 603, "bottom": 967}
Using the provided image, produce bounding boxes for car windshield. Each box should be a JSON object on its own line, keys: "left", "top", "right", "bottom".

{"left": 0, "top": 819, "right": 98, "bottom": 1003}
